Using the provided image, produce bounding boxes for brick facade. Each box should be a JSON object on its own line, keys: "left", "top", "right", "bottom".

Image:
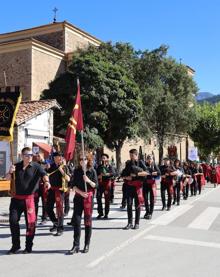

{"left": 0, "top": 49, "right": 32, "bottom": 101}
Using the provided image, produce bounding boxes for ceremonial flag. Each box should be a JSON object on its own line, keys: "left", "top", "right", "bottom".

{"left": 0, "top": 91, "right": 22, "bottom": 142}
{"left": 64, "top": 79, "right": 84, "bottom": 161}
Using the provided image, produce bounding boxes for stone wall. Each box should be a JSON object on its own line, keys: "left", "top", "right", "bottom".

{"left": 34, "top": 31, "right": 64, "bottom": 51}
{"left": 64, "top": 28, "right": 91, "bottom": 53}
{"left": 104, "top": 136, "right": 195, "bottom": 167}
{"left": 32, "top": 48, "right": 65, "bottom": 100}
{"left": 0, "top": 49, "right": 32, "bottom": 101}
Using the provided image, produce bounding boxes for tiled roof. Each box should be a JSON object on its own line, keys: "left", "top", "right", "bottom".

{"left": 15, "top": 99, "right": 60, "bottom": 125}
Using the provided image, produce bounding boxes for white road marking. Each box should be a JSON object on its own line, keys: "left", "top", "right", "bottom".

{"left": 87, "top": 186, "right": 219, "bottom": 268}
{"left": 150, "top": 204, "right": 193, "bottom": 226}
{"left": 144, "top": 235, "right": 220, "bottom": 249}
{"left": 188, "top": 207, "right": 220, "bottom": 230}
{"left": 87, "top": 225, "right": 156, "bottom": 268}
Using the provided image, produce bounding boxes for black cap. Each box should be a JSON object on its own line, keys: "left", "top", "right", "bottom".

{"left": 53, "top": 152, "right": 63, "bottom": 157}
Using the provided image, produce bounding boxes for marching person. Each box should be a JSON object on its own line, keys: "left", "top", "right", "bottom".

{"left": 143, "top": 154, "right": 160, "bottom": 219}
{"left": 34, "top": 151, "right": 48, "bottom": 225}
{"left": 96, "top": 154, "right": 116, "bottom": 219}
{"left": 173, "top": 159, "right": 183, "bottom": 206}
{"left": 194, "top": 162, "right": 204, "bottom": 195}
{"left": 182, "top": 162, "right": 192, "bottom": 200}
{"left": 46, "top": 152, "right": 70, "bottom": 236}
{"left": 121, "top": 149, "right": 148, "bottom": 230}
{"left": 160, "top": 158, "right": 177, "bottom": 211}
{"left": 210, "top": 163, "right": 218, "bottom": 187}
{"left": 67, "top": 154, "right": 98, "bottom": 254}
{"left": 5, "top": 147, "right": 50, "bottom": 254}
{"left": 110, "top": 157, "right": 117, "bottom": 204}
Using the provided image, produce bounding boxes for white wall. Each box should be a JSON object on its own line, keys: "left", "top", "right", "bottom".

{"left": 16, "top": 110, "right": 53, "bottom": 160}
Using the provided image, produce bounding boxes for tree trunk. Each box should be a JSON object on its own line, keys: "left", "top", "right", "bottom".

{"left": 115, "top": 141, "right": 123, "bottom": 173}
{"left": 159, "top": 141, "right": 164, "bottom": 166}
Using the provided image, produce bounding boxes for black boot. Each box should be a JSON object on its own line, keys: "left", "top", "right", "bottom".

{"left": 7, "top": 246, "right": 20, "bottom": 255}
{"left": 82, "top": 245, "right": 89, "bottom": 253}
{"left": 66, "top": 245, "right": 80, "bottom": 255}
{"left": 123, "top": 223, "right": 133, "bottom": 230}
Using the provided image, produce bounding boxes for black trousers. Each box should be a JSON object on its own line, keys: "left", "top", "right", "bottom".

{"left": 183, "top": 184, "right": 189, "bottom": 199}
{"left": 161, "top": 182, "right": 172, "bottom": 208}
{"left": 73, "top": 196, "right": 92, "bottom": 247}
{"left": 9, "top": 198, "right": 35, "bottom": 250}
{"left": 190, "top": 180, "right": 198, "bottom": 196}
{"left": 121, "top": 182, "right": 128, "bottom": 207}
{"left": 173, "top": 182, "right": 181, "bottom": 204}
{"left": 64, "top": 191, "right": 70, "bottom": 215}
{"left": 46, "top": 189, "right": 64, "bottom": 231}
{"left": 143, "top": 183, "right": 155, "bottom": 215}
{"left": 197, "top": 180, "right": 202, "bottom": 194}
{"left": 126, "top": 185, "right": 140, "bottom": 225}
{"left": 97, "top": 185, "right": 110, "bottom": 216}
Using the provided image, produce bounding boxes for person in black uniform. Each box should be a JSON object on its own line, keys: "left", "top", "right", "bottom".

{"left": 160, "top": 158, "right": 177, "bottom": 211}
{"left": 143, "top": 154, "right": 160, "bottom": 219}
{"left": 173, "top": 159, "right": 183, "bottom": 206}
{"left": 96, "top": 154, "right": 116, "bottom": 219}
{"left": 34, "top": 151, "right": 48, "bottom": 225}
{"left": 5, "top": 147, "right": 49, "bottom": 254}
{"left": 46, "top": 152, "right": 70, "bottom": 236}
{"left": 191, "top": 162, "right": 204, "bottom": 195}
{"left": 182, "top": 162, "right": 192, "bottom": 200}
{"left": 67, "top": 154, "right": 98, "bottom": 254}
{"left": 121, "top": 149, "right": 148, "bottom": 230}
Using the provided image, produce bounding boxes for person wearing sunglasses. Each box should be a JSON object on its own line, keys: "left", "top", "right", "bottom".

{"left": 67, "top": 154, "right": 98, "bottom": 254}
{"left": 5, "top": 147, "right": 50, "bottom": 254}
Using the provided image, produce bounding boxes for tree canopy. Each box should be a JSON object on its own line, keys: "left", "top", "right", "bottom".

{"left": 189, "top": 102, "right": 220, "bottom": 159}
{"left": 42, "top": 42, "right": 142, "bottom": 169}
{"left": 42, "top": 42, "right": 199, "bottom": 167}
{"left": 134, "top": 46, "right": 198, "bottom": 163}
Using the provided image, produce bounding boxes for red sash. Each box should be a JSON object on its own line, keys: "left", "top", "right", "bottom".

{"left": 127, "top": 180, "right": 144, "bottom": 207}
{"left": 51, "top": 187, "right": 64, "bottom": 218}
{"left": 83, "top": 191, "right": 93, "bottom": 227}
{"left": 211, "top": 170, "right": 217, "bottom": 183}
{"left": 216, "top": 166, "right": 220, "bottom": 184}
{"left": 195, "top": 175, "right": 206, "bottom": 186}
{"left": 13, "top": 194, "right": 36, "bottom": 236}
{"left": 145, "top": 179, "right": 157, "bottom": 202}
{"left": 161, "top": 178, "right": 174, "bottom": 195}
{"left": 111, "top": 180, "right": 115, "bottom": 188}
{"left": 100, "top": 179, "right": 111, "bottom": 199}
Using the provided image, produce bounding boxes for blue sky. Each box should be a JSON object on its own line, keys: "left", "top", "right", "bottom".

{"left": 1, "top": 0, "right": 220, "bottom": 94}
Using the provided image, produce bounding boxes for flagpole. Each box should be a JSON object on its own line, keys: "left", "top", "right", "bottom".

{"left": 81, "top": 130, "right": 87, "bottom": 192}
{"left": 9, "top": 141, "right": 16, "bottom": 195}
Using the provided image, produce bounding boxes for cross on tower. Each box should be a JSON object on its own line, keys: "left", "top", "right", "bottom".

{"left": 53, "top": 7, "right": 58, "bottom": 23}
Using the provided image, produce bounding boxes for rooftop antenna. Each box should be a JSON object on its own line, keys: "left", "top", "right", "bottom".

{"left": 53, "top": 7, "right": 58, "bottom": 23}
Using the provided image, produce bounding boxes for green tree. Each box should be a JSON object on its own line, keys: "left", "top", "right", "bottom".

{"left": 189, "top": 102, "right": 220, "bottom": 159}
{"left": 135, "top": 46, "right": 198, "bottom": 163}
{"left": 42, "top": 42, "right": 142, "bottom": 170}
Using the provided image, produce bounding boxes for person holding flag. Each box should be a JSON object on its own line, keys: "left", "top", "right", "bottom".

{"left": 64, "top": 79, "right": 98, "bottom": 254}
{"left": 67, "top": 153, "right": 98, "bottom": 254}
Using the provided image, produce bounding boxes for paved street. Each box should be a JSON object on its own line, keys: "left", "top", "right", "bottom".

{"left": 1, "top": 182, "right": 220, "bottom": 277}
